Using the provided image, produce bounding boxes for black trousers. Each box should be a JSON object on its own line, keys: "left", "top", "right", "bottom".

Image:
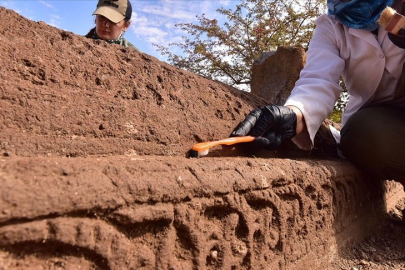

{"left": 340, "top": 105, "right": 405, "bottom": 185}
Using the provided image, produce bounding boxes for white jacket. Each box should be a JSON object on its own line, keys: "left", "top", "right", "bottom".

{"left": 284, "top": 10, "right": 405, "bottom": 150}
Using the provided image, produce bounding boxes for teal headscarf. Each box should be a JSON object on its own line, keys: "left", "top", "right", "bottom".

{"left": 328, "top": 0, "right": 394, "bottom": 31}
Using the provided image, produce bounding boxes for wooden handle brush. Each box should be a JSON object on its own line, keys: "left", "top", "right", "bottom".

{"left": 378, "top": 6, "right": 405, "bottom": 36}
{"left": 189, "top": 136, "right": 255, "bottom": 157}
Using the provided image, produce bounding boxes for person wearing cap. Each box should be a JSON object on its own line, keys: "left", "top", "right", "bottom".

{"left": 230, "top": 0, "right": 405, "bottom": 221}
{"left": 85, "top": 0, "right": 139, "bottom": 50}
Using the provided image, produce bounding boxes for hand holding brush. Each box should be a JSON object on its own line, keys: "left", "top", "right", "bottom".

{"left": 189, "top": 105, "right": 298, "bottom": 158}
{"left": 378, "top": 6, "right": 405, "bottom": 36}
{"left": 230, "top": 105, "right": 297, "bottom": 150}
{"left": 378, "top": 5, "right": 405, "bottom": 48}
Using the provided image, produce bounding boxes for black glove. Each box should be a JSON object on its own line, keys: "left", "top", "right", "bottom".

{"left": 231, "top": 105, "right": 297, "bottom": 150}
{"left": 388, "top": 29, "right": 405, "bottom": 49}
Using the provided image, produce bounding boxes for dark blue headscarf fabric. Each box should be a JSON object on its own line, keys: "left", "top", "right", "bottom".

{"left": 327, "top": 0, "right": 394, "bottom": 31}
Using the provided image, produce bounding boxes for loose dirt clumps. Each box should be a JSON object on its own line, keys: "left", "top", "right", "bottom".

{"left": 0, "top": 6, "right": 404, "bottom": 270}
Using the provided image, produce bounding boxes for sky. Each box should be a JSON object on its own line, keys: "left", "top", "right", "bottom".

{"left": 0, "top": 0, "right": 235, "bottom": 62}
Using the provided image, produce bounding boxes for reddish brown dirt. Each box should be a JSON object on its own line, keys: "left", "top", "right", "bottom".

{"left": 0, "top": 6, "right": 405, "bottom": 270}
{"left": 0, "top": 11, "right": 263, "bottom": 159}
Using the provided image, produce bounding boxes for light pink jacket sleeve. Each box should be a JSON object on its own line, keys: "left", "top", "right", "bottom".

{"left": 284, "top": 14, "right": 403, "bottom": 150}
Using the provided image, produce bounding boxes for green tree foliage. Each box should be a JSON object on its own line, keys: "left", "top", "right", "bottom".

{"left": 329, "top": 78, "right": 348, "bottom": 123}
{"left": 155, "top": 0, "right": 326, "bottom": 89}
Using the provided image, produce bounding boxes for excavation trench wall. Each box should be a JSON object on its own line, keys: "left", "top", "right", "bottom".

{"left": 0, "top": 7, "right": 398, "bottom": 269}
{"left": 0, "top": 156, "right": 388, "bottom": 269}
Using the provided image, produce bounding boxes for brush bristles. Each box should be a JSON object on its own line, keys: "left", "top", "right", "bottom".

{"left": 188, "top": 149, "right": 209, "bottom": 158}
{"left": 197, "top": 149, "right": 209, "bottom": 157}
{"left": 378, "top": 7, "right": 396, "bottom": 27}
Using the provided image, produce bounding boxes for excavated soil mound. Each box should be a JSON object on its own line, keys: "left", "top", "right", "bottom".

{"left": 0, "top": 7, "right": 266, "bottom": 158}
{"left": 1, "top": 6, "right": 405, "bottom": 270}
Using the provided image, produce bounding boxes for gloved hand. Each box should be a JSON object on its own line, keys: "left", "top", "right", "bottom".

{"left": 231, "top": 105, "right": 297, "bottom": 150}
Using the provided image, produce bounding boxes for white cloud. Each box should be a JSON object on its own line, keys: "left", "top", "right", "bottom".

{"left": 134, "top": 25, "right": 168, "bottom": 44}
{"left": 39, "top": 0, "right": 53, "bottom": 9}
{"left": 219, "top": 0, "right": 231, "bottom": 5}
{"left": 130, "top": 0, "right": 231, "bottom": 50}
{"left": 0, "top": 1, "right": 11, "bottom": 7}
{"left": 48, "top": 14, "right": 61, "bottom": 28}
{"left": 136, "top": 4, "right": 196, "bottom": 21}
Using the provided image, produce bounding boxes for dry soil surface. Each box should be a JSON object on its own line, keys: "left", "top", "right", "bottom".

{"left": 0, "top": 6, "right": 405, "bottom": 270}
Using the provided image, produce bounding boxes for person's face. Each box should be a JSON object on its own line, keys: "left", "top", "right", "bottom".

{"left": 95, "top": 15, "right": 130, "bottom": 40}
